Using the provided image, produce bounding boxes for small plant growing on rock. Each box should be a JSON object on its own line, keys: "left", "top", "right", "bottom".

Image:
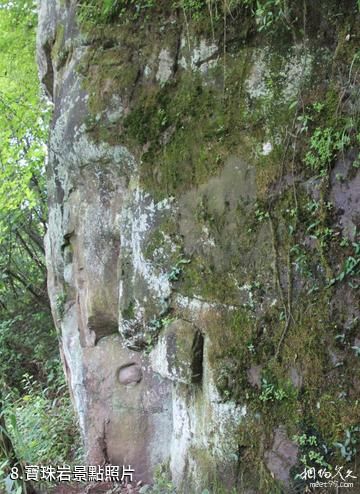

{"left": 293, "top": 433, "right": 331, "bottom": 472}
{"left": 328, "top": 241, "right": 360, "bottom": 287}
{"left": 139, "top": 463, "right": 176, "bottom": 493}
{"left": 167, "top": 258, "right": 191, "bottom": 282}
{"left": 78, "top": 0, "right": 156, "bottom": 24}
{"left": 254, "top": 206, "right": 269, "bottom": 223}
{"left": 259, "top": 378, "right": 287, "bottom": 402}
{"left": 305, "top": 126, "right": 351, "bottom": 176}
{"left": 145, "top": 315, "right": 175, "bottom": 352}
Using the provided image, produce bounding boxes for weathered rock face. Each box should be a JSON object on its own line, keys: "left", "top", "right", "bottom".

{"left": 37, "top": 1, "right": 359, "bottom": 492}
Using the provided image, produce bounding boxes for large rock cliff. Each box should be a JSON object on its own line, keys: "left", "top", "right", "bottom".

{"left": 37, "top": 1, "right": 359, "bottom": 492}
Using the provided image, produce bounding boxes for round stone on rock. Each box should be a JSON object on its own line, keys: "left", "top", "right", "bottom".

{"left": 118, "top": 363, "right": 142, "bottom": 385}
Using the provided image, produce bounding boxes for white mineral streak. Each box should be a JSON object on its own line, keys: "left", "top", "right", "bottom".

{"left": 149, "top": 334, "right": 170, "bottom": 378}
{"left": 171, "top": 388, "right": 193, "bottom": 485}
{"left": 246, "top": 49, "right": 269, "bottom": 99}
{"left": 201, "top": 225, "right": 216, "bottom": 247}
{"left": 171, "top": 337, "right": 246, "bottom": 486}
{"left": 281, "top": 50, "right": 313, "bottom": 100}
{"left": 119, "top": 188, "right": 173, "bottom": 303}
{"left": 175, "top": 293, "right": 238, "bottom": 312}
{"left": 191, "top": 39, "right": 218, "bottom": 73}
{"left": 246, "top": 47, "right": 312, "bottom": 101}
{"left": 179, "top": 38, "right": 218, "bottom": 73}
{"left": 60, "top": 305, "right": 87, "bottom": 436}
{"left": 156, "top": 48, "right": 174, "bottom": 84}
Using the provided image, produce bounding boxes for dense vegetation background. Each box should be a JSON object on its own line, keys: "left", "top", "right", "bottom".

{"left": 0, "top": 2, "right": 79, "bottom": 493}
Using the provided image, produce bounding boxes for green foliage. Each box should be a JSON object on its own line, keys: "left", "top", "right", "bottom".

{"left": 148, "top": 315, "right": 174, "bottom": 332}
{"left": 0, "top": 0, "right": 48, "bottom": 210}
{"left": 293, "top": 432, "right": 331, "bottom": 471}
{"left": 179, "top": 0, "right": 295, "bottom": 33}
{"left": 174, "top": 0, "right": 206, "bottom": 21}
{"left": 145, "top": 314, "right": 175, "bottom": 351}
{"left": 78, "top": 0, "right": 156, "bottom": 24}
{"left": 0, "top": 0, "right": 53, "bottom": 385}
{"left": 0, "top": 312, "right": 57, "bottom": 389}
{"left": 0, "top": 362, "right": 80, "bottom": 493}
{"left": 293, "top": 433, "right": 318, "bottom": 447}
{"left": 4, "top": 373, "right": 80, "bottom": 466}
{"left": 0, "top": 411, "right": 24, "bottom": 494}
{"left": 304, "top": 127, "right": 351, "bottom": 176}
{"left": 167, "top": 258, "right": 191, "bottom": 282}
{"left": 254, "top": 0, "right": 289, "bottom": 32}
{"left": 328, "top": 241, "right": 360, "bottom": 287}
{"left": 259, "top": 378, "right": 288, "bottom": 402}
{"left": 0, "top": 3, "right": 81, "bottom": 490}
{"left": 0, "top": 0, "right": 50, "bottom": 313}
{"left": 148, "top": 464, "right": 176, "bottom": 493}
{"left": 0, "top": 350, "right": 82, "bottom": 492}
{"left": 254, "top": 205, "right": 270, "bottom": 223}
{"left": 77, "top": 0, "right": 295, "bottom": 33}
